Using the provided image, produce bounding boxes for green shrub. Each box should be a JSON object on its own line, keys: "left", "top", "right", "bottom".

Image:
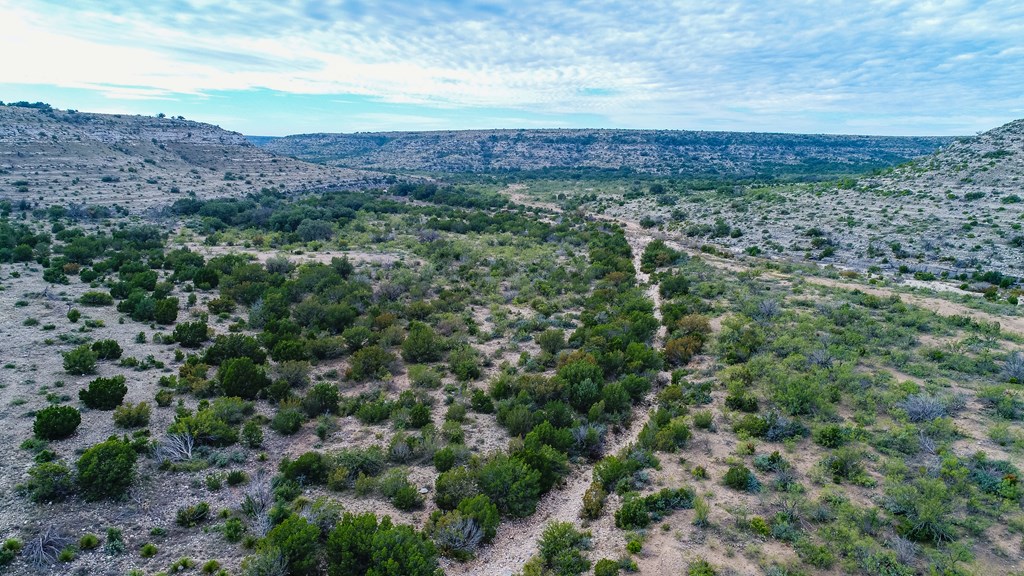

{"left": 154, "top": 297, "right": 179, "bottom": 325}
{"left": 457, "top": 494, "right": 500, "bottom": 543}
{"left": 582, "top": 482, "right": 606, "bottom": 520}
{"left": 478, "top": 455, "right": 541, "bottom": 518}
{"left": 537, "top": 521, "right": 591, "bottom": 576}
{"left": 176, "top": 502, "right": 211, "bottom": 527}
{"left": 813, "top": 424, "right": 849, "bottom": 448}
{"left": 78, "top": 533, "right": 100, "bottom": 550}
{"left": 113, "top": 402, "right": 151, "bottom": 428}
{"left": 434, "top": 447, "right": 457, "bottom": 472}
{"left": 0, "top": 539, "right": 20, "bottom": 566}
{"left": 615, "top": 496, "right": 650, "bottom": 530}
{"left": 271, "top": 402, "right": 306, "bottom": 435}
{"left": 91, "top": 339, "right": 123, "bottom": 360}
{"left": 63, "top": 345, "right": 97, "bottom": 375}
{"left": 76, "top": 437, "right": 137, "bottom": 500}
{"left": 79, "top": 375, "right": 128, "bottom": 409}
{"left": 692, "top": 410, "right": 714, "bottom": 430}
{"left": 688, "top": 559, "right": 717, "bottom": 576}
{"left": 224, "top": 518, "right": 245, "bottom": 543}
{"left": 173, "top": 321, "right": 209, "bottom": 348}
{"left": 434, "top": 467, "right": 480, "bottom": 511}
{"left": 401, "top": 322, "right": 441, "bottom": 363}
{"left": 594, "top": 558, "right": 620, "bottom": 576}
{"left": 33, "top": 405, "right": 81, "bottom": 440}
{"left": 280, "top": 452, "right": 329, "bottom": 484}
{"left": 80, "top": 291, "right": 114, "bottom": 306}
{"left": 723, "top": 465, "right": 759, "bottom": 492}
{"left": 449, "top": 345, "right": 481, "bottom": 381}
{"left": 347, "top": 345, "right": 395, "bottom": 381}
{"left": 408, "top": 364, "right": 442, "bottom": 389}
{"left": 218, "top": 357, "right": 271, "bottom": 399}
{"left": 242, "top": 420, "right": 264, "bottom": 447}
{"left": 266, "top": 515, "right": 320, "bottom": 575}
{"left": 24, "top": 460, "right": 75, "bottom": 502}
{"left": 302, "top": 382, "right": 340, "bottom": 417}
{"left": 204, "top": 334, "right": 267, "bottom": 365}
{"left": 140, "top": 543, "right": 158, "bottom": 558}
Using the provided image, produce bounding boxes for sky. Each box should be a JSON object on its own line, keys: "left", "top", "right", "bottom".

{"left": 1, "top": 0, "right": 1022, "bottom": 136}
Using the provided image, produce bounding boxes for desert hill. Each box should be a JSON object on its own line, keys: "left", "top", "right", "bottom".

{"left": 251, "top": 128, "right": 953, "bottom": 178}
{"left": 0, "top": 104, "right": 388, "bottom": 213}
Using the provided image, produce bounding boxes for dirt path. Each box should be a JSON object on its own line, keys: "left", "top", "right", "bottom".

{"left": 447, "top": 226, "right": 670, "bottom": 576}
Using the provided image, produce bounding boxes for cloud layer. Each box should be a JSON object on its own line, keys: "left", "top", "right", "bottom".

{"left": 2, "top": 0, "right": 1022, "bottom": 134}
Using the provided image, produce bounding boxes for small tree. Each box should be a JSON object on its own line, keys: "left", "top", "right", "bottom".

{"left": 63, "top": 345, "right": 97, "bottom": 375}
{"left": 76, "top": 437, "right": 137, "bottom": 501}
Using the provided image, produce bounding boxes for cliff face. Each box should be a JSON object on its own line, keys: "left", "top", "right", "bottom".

{"left": 254, "top": 128, "right": 954, "bottom": 177}
{"left": 0, "top": 106, "right": 387, "bottom": 212}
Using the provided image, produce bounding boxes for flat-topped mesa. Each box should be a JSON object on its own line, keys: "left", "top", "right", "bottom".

{"left": 253, "top": 127, "right": 955, "bottom": 177}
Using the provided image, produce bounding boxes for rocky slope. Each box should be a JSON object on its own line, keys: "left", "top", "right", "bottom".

{"left": 599, "top": 118, "right": 1024, "bottom": 277}
{"left": 0, "top": 105, "right": 388, "bottom": 212}
{"left": 251, "top": 129, "right": 952, "bottom": 178}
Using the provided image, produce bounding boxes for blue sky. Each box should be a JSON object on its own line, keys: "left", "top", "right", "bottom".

{"left": 1, "top": 0, "right": 1022, "bottom": 136}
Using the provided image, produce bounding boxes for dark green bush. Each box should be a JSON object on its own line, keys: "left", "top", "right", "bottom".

{"left": 302, "top": 382, "right": 340, "bottom": 417}
{"left": 91, "top": 339, "right": 123, "bottom": 360}
{"left": 723, "top": 464, "right": 759, "bottom": 492}
{"left": 173, "top": 321, "right": 209, "bottom": 348}
{"left": 218, "top": 357, "right": 270, "bottom": 399}
{"left": 79, "top": 375, "right": 128, "bottom": 409}
{"left": 347, "top": 346, "right": 395, "bottom": 381}
{"left": 203, "top": 334, "right": 267, "bottom": 365}
{"left": 76, "top": 437, "right": 137, "bottom": 500}
{"left": 79, "top": 291, "right": 114, "bottom": 306}
{"left": 478, "top": 454, "right": 541, "bottom": 518}
{"left": 457, "top": 494, "right": 500, "bottom": 543}
{"left": 401, "top": 322, "right": 441, "bottom": 363}
{"left": 266, "top": 515, "right": 321, "bottom": 576}
{"left": 154, "top": 297, "right": 179, "bottom": 325}
{"left": 280, "top": 452, "right": 329, "bottom": 485}
{"left": 33, "top": 405, "right": 81, "bottom": 440}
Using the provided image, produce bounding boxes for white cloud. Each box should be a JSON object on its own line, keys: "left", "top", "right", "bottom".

{"left": 2, "top": 0, "right": 1022, "bottom": 134}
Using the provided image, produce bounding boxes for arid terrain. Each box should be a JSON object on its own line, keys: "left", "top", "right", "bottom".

{"left": 1, "top": 104, "right": 1023, "bottom": 576}
{"left": 0, "top": 105, "right": 388, "bottom": 213}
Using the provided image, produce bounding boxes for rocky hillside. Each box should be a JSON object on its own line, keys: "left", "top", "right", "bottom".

{"left": 0, "top": 104, "right": 387, "bottom": 213}
{"left": 866, "top": 118, "right": 1024, "bottom": 193}
{"left": 596, "top": 117, "right": 1024, "bottom": 277}
{"left": 251, "top": 129, "right": 953, "bottom": 178}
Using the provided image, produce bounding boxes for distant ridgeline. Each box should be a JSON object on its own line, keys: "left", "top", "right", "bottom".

{"left": 251, "top": 129, "right": 954, "bottom": 181}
